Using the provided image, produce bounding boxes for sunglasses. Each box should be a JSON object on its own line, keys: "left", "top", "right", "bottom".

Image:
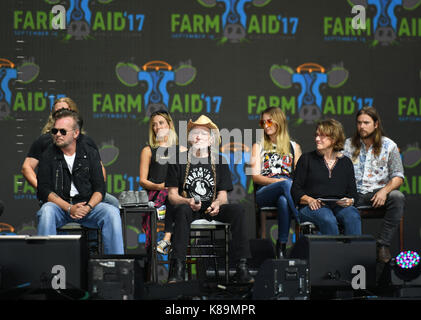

{"left": 51, "top": 128, "right": 75, "bottom": 136}
{"left": 259, "top": 119, "right": 275, "bottom": 128}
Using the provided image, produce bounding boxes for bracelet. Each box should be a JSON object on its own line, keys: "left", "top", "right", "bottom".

{"left": 86, "top": 203, "right": 93, "bottom": 210}
{"left": 67, "top": 205, "right": 72, "bottom": 214}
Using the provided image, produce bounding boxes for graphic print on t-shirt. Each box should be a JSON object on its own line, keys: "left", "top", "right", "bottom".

{"left": 184, "top": 166, "right": 215, "bottom": 203}
{"left": 261, "top": 152, "right": 293, "bottom": 177}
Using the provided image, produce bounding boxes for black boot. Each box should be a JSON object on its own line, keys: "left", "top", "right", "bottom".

{"left": 276, "top": 241, "right": 287, "bottom": 259}
{"left": 168, "top": 259, "right": 185, "bottom": 283}
{"left": 233, "top": 258, "right": 254, "bottom": 284}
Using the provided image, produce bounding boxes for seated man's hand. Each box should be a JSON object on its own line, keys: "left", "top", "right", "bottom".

{"left": 206, "top": 201, "right": 220, "bottom": 217}
{"left": 371, "top": 189, "right": 387, "bottom": 208}
{"left": 70, "top": 203, "right": 90, "bottom": 220}
{"left": 189, "top": 198, "right": 202, "bottom": 212}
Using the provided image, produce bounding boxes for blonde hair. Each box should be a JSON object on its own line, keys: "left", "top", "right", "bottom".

{"left": 41, "top": 97, "right": 80, "bottom": 134}
{"left": 260, "top": 107, "right": 291, "bottom": 155}
{"left": 148, "top": 111, "right": 178, "bottom": 148}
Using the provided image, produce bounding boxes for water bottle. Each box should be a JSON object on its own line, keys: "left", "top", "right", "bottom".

{"left": 157, "top": 205, "right": 166, "bottom": 220}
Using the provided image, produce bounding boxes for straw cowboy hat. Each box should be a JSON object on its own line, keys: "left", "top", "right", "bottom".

{"left": 187, "top": 115, "right": 220, "bottom": 144}
{"left": 187, "top": 115, "right": 219, "bottom": 133}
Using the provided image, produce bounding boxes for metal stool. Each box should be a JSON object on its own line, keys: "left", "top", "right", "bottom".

{"left": 256, "top": 204, "right": 317, "bottom": 242}
{"left": 186, "top": 219, "right": 230, "bottom": 283}
{"left": 57, "top": 222, "right": 102, "bottom": 255}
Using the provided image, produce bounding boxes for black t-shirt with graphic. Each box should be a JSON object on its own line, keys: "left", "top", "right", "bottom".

{"left": 165, "top": 151, "right": 233, "bottom": 211}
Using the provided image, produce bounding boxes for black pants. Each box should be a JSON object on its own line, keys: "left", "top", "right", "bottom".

{"left": 170, "top": 203, "right": 251, "bottom": 264}
{"left": 356, "top": 189, "right": 405, "bottom": 247}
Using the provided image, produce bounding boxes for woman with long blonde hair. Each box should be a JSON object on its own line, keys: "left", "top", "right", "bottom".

{"left": 251, "top": 107, "right": 302, "bottom": 258}
{"left": 139, "top": 110, "right": 183, "bottom": 254}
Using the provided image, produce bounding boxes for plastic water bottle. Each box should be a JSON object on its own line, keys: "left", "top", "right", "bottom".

{"left": 157, "top": 205, "right": 166, "bottom": 220}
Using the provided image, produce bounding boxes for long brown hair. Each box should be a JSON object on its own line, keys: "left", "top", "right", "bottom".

{"left": 351, "top": 106, "right": 385, "bottom": 160}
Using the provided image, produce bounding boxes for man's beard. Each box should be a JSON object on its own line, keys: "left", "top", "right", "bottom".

{"left": 54, "top": 139, "right": 70, "bottom": 148}
{"left": 359, "top": 129, "right": 376, "bottom": 140}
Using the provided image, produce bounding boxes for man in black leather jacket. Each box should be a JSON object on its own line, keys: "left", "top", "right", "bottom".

{"left": 36, "top": 109, "right": 124, "bottom": 254}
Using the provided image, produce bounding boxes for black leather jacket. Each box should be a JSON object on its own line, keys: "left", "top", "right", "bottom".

{"left": 37, "top": 140, "right": 105, "bottom": 204}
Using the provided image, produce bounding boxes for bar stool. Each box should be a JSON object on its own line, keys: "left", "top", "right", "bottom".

{"left": 57, "top": 222, "right": 102, "bottom": 255}
{"left": 186, "top": 219, "right": 230, "bottom": 283}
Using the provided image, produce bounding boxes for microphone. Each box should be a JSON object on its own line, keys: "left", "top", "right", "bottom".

{"left": 194, "top": 195, "right": 200, "bottom": 204}
{"left": 0, "top": 200, "right": 4, "bottom": 216}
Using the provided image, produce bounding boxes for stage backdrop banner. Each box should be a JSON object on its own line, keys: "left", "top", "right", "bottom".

{"left": 0, "top": 0, "right": 420, "bottom": 255}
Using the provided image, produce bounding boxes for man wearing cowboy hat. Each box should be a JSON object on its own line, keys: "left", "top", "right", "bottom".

{"left": 165, "top": 115, "right": 254, "bottom": 283}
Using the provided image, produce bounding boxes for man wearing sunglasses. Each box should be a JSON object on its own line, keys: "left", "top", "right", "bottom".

{"left": 21, "top": 97, "right": 120, "bottom": 209}
{"left": 36, "top": 109, "right": 124, "bottom": 254}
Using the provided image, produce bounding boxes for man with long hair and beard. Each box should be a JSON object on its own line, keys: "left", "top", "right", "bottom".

{"left": 344, "top": 106, "right": 405, "bottom": 263}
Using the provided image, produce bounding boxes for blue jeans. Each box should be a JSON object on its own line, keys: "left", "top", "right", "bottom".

{"left": 37, "top": 202, "right": 124, "bottom": 254}
{"left": 298, "top": 204, "right": 361, "bottom": 235}
{"left": 103, "top": 193, "right": 120, "bottom": 209}
{"left": 255, "top": 178, "right": 299, "bottom": 243}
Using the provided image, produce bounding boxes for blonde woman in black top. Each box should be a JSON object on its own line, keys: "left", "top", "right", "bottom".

{"left": 139, "top": 110, "right": 183, "bottom": 254}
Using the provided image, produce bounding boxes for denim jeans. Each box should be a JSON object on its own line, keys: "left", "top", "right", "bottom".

{"left": 37, "top": 202, "right": 124, "bottom": 254}
{"left": 298, "top": 204, "right": 361, "bottom": 236}
{"left": 356, "top": 189, "right": 405, "bottom": 246}
{"left": 103, "top": 193, "right": 120, "bottom": 209}
{"left": 255, "top": 178, "right": 299, "bottom": 243}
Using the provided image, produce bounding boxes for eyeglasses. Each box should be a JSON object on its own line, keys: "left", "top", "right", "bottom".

{"left": 314, "top": 132, "right": 330, "bottom": 139}
{"left": 259, "top": 119, "right": 275, "bottom": 128}
{"left": 51, "top": 128, "right": 75, "bottom": 136}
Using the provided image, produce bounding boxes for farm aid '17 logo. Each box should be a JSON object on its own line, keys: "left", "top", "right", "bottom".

{"left": 0, "top": 58, "right": 61, "bottom": 120}
{"left": 247, "top": 62, "right": 373, "bottom": 124}
{"left": 171, "top": 0, "right": 299, "bottom": 44}
{"left": 95, "top": 60, "right": 222, "bottom": 122}
{"left": 13, "top": 0, "right": 145, "bottom": 40}
{"left": 324, "top": 0, "right": 421, "bottom": 46}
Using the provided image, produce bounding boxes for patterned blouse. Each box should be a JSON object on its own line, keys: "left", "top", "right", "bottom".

{"left": 343, "top": 137, "right": 404, "bottom": 194}
{"left": 259, "top": 141, "right": 296, "bottom": 178}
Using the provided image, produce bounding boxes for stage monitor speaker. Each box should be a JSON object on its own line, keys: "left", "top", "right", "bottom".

{"left": 0, "top": 235, "right": 87, "bottom": 292}
{"left": 249, "top": 239, "right": 275, "bottom": 270}
{"left": 289, "top": 235, "right": 376, "bottom": 289}
{"left": 252, "top": 259, "right": 309, "bottom": 300}
{"left": 88, "top": 257, "right": 146, "bottom": 300}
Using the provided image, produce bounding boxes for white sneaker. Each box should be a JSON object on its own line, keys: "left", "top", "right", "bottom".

{"left": 157, "top": 239, "right": 171, "bottom": 255}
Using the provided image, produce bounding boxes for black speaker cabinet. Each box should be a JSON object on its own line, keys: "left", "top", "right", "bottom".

{"left": 0, "top": 235, "right": 87, "bottom": 292}
{"left": 252, "top": 259, "right": 310, "bottom": 300}
{"left": 289, "top": 235, "right": 376, "bottom": 288}
{"left": 88, "top": 258, "right": 146, "bottom": 300}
